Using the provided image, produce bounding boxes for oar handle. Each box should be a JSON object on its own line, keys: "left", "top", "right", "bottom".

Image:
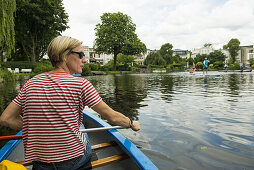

{"left": 80, "top": 126, "right": 127, "bottom": 133}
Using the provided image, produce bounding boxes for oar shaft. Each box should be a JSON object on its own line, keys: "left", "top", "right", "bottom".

{"left": 0, "top": 135, "right": 22, "bottom": 141}
{"left": 80, "top": 126, "right": 126, "bottom": 133}
{"left": 0, "top": 126, "right": 126, "bottom": 141}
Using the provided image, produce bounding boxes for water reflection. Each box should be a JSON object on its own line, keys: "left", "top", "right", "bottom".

{"left": 86, "top": 74, "right": 149, "bottom": 120}
{"left": 0, "top": 79, "right": 27, "bottom": 148}
{"left": 86, "top": 72, "right": 254, "bottom": 169}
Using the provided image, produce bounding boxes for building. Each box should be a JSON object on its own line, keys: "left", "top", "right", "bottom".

{"left": 221, "top": 46, "right": 254, "bottom": 66}
{"left": 173, "top": 49, "right": 191, "bottom": 59}
{"left": 191, "top": 46, "right": 215, "bottom": 58}
{"left": 240, "top": 45, "right": 254, "bottom": 66}
{"left": 133, "top": 49, "right": 156, "bottom": 65}
{"left": 83, "top": 46, "right": 113, "bottom": 65}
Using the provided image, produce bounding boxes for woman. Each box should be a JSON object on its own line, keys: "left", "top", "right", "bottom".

{"left": 0, "top": 36, "right": 140, "bottom": 170}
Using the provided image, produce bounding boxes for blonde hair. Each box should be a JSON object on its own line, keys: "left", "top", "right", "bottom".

{"left": 47, "top": 36, "right": 82, "bottom": 67}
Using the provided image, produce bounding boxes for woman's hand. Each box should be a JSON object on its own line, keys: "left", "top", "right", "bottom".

{"left": 131, "top": 121, "right": 140, "bottom": 131}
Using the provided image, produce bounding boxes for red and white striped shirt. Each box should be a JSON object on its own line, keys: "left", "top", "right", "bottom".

{"left": 13, "top": 72, "right": 102, "bottom": 163}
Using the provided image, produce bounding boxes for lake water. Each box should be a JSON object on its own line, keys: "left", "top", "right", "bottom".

{"left": 1, "top": 71, "right": 254, "bottom": 170}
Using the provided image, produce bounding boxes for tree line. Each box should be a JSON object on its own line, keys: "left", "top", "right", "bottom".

{"left": 0, "top": 0, "right": 245, "bottom": 72}
{"left": 144, "top": 38, "right": 242, "bottom": 70}
{"left": 0, "top": 1, "right": 146, "bottom": 71}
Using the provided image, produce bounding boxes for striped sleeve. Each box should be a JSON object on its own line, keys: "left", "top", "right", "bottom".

{"left": 12, "top": 81, "right": 28, "bottom": 107}
{"left": 81, "top": 79, "right": 102, "bottom": 108}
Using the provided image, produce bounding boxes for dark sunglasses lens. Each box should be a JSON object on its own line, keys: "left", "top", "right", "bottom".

{"left": 79, "top": 52, "right": 85, "bottom": 59}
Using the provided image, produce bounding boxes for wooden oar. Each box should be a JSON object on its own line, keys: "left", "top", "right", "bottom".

{"left": 0, "top": 135, "right": 23, "bottom": 141}
{"left": 0, "top": 126, "right": 126, "bottom": 141}
{"left": 80, "top": 126, "right": 127, "bottom": 133}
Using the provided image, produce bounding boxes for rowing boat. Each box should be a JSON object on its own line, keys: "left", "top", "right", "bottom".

{"left": 0, "top": 110, "right": 158, "bottom": 169}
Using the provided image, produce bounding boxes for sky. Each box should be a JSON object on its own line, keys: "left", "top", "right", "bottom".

{"left": 62, "top": 0, "right": 254, "bottom": 51}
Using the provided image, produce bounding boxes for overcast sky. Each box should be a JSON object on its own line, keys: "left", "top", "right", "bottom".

{"left": 62, "top": 0, "right": 254, "bottom": 51}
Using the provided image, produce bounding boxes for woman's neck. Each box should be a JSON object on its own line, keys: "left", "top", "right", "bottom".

{"left": 51, "top": 66, "right": 70, "bottom": 74}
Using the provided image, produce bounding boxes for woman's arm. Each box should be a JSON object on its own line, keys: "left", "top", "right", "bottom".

{"left": 92, "top": 101, "right": 140, "bottom": 131}
{"left": 0, "top": 102, "right": 23, "bottom": 130}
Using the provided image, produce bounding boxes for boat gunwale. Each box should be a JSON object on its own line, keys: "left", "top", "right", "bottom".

{"left": 0, "top": 131, "right": 23, "bottom": 162}
{"left": 82, "top": 110, "right": 158, "bottom": 170}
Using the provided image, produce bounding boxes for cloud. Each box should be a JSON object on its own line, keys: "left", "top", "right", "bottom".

{"left": 62, "top": 0, "right": 254, "bottom": 50}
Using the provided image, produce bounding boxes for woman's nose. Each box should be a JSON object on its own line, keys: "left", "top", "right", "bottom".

{"left": 82, "top": 57, "right": 87, "bottom": 63}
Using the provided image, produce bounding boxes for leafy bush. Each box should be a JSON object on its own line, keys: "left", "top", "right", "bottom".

{"left": 117, "top": 64, "right": 131, "bottom": 71}
{"left": 0, "top": 69, "right": 15, "bottom": 81}
{"left": 88, "top": 63, "right": 100, "bottom": 71}
{"left": 228, "top": 63, "right": 240, "bottom": 70}
{"left": 33, "top": 64, "right": 54, "bottom": 74}
{"left": 82, "top": 64, "right": 92, "bottom": 76}
{"left": 1, "top": 61, "right": 35, "bottom": 69}
{"left": 196, "top": 62, "right": 203, "bottom": 69}
{"left": 213, "top": 61, "right": 224, "bottom": 69}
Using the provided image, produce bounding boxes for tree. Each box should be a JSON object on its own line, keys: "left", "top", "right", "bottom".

{"left": 159, "top": 43, "right": 173, "bottom": 64}
{"left": 225, "top": 38, "right": 240, "bottom": 64}
{"left": 117, "top": 54, "right": 135, "bottom": 65}
{"left": 194, "top": 53, "right": 208, "bottom": 63}
{"left": 187, "top": 57, "right": 194, "bottom": 66}
{"left": 208, "top": 50, "right": 226, "bottom": 64}
{"left": 94, "top": 12, "right": 146, "bottom": 71}
{"left": 144, "top": 52, "right": 166, "bottom": 66}
{"left": 204, "top": 43, "right": 212, "bottom": 47}
{"left": 14, "top": 0, "right": 69, "bottom": 63}
{"left": 0, "top": 0, "right": 16, "bottom": 61}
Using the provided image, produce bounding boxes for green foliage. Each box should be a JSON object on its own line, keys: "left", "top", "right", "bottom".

{"left": 251, "top": 64, "right": 254, "bottom": 69}
{"left": 208, "top": 50, "right": 226, "bottom": 64}
{"left": 228, "top": 63, "right": 240, "bottom": 70}
{"left": 117, "top": 64, "right": 131, "bottom": 71}
{"left": 0, "top": 0, "right": 16, "bottom": 58}
{"left": 226, "top": 38, "right": 240, "bottom": 63}
{"left": 2, "top": 59, "right": 54, "bottom": 75}
{"left": 117, "top": 54, "right": 135, "bottom": 65}
{"left": 194, "top": 54, "right": 208, "bottom": 63}
{"left": 0, "top": 69, "right": 15, "bottom": 81}
{"left": 159, "top": 43, "right": 173, "bottom": 64}
{"left": 33, "top": 63, "right": 54, "bottom": 74}
{"left": 102, "top": 60, "right": 114, "bottom": 71}
{"left": 167, "top": 63, "right": 183, "bottom": 71}
{"left": 144, "top": 52, "right": 166, "bottom": 66}
{"left": 94, "top": 12, "right": 146, "bottom": 70}
{"left": 88, "top": 63, "right": 100, "bottom": 71}
{"left": 204, "top": 43, "right": 212, "bottom": 47}
{"left": 213, "top": 61, "right": 224, "bottom": 69}
{"left": 187, "top": 57, "right": 194, "bottom": 65}
{"left": 196, "top": 62, "right": 203, "bottom": 69}
{"left": 101, "top": 59, "right": 132, "bottom": 71}
{"left": 249, "top": 58, "right": 254, "bottom": 65}
{"left": 82, "top": 64, "right": 92, "bottom": 76}
{"left": 14, "top": 0, "right": 69, "bottom": 63}
{"left": 1, "top": 61, "right": 35, "bottom": 69}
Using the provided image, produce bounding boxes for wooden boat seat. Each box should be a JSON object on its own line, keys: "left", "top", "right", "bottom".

{"left": 91, "top": 153, "right": 129, "bottom": 169}
{"left": 16, "top": 141, "right": 129, "bottom": 169}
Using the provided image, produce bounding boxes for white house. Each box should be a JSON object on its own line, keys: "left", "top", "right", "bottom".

{"left": 173, "top": 49, "right": 191, "bottom": 59}
{"left": 191, "top": 46, "right": 215, "bottom": 58}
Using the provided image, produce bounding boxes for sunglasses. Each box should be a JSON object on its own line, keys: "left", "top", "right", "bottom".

{"left": 71, "top": 51, "right": 85, "bottom": 59}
